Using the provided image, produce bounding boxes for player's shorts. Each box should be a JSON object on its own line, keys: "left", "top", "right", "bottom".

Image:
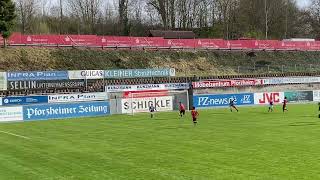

{"left": 180, "top": 110, "right": 185, "bottom": 115}
{"left": 193, "top": 118, "right": 197, "bottom": 123}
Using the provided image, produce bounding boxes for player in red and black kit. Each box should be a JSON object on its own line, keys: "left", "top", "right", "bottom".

{"left": 179, "top": 102, "right": 186, "bottom": 117}
{"left": 191, "top": 106, "right": 199, "bottom": 126}
{"left": 283, "top": 97, "right": 288, "bottom": 112}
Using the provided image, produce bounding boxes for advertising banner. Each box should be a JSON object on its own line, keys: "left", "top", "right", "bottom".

{"left": 263, "top": 77, "right": 320, "bottom": 85}
{"left": 0, "top": 97, "right": 2, "bottom": 106}
{"left": 68, "top": 70, "right": 104, "bottom": 80}
{"left": 48, "top": 92, "right": 107, "bottom": 103}
{"left": 193, "top": 93, "right": 254, "bottom": 108}
{"left": 7, "top": 71, "right": 69, "bottom": 81}
{"left": 8, "top": 80, "right": 85, "bottom": 90}
{"left": 106, "top": 83, "right": 189, "bottom": 92}
{"left": 254, "top": 92, "right": 284, "bottom": 105}
{"left": 23, "top": 101, "right": 110, "bottom": 121}
{"left": 121, "top": 96, "right": 173, "bottom": 114}
{"left": 0, "top": 106, "right": 23, "bottom": 122}
{"left": 2, "top": 96, "right": 48, "bottom": 106}
{"left": 0, "top": 72, "right": 7, "bottom": 90}
{"left": 193, "top": 79, "right": 263, "bottom": 88}
{"left": 123, "top": 90, "right": 169, "bottom": 98}
{"left": 284, "top": 91, "right": 313, "bottom": 102}
{"left": 313, "top": 90, "right": 320, "bottom": 102}
{"left": 105, "top": 68, "right": 175, "bottom": 78}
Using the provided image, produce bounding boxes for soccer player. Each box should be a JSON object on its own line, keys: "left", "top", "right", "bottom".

{"left": 229, "top": 98, "right": 239, "bottom": 112}
{"left": 283, "top": 97, "right": 288, "bottom": 112}
{"left": 149, "top": 104, "right": 156, "bottom": 118}
{"left": 268, "top": 98, "right": 274, "bottom": 112}
{"left": 191, "top": 106, "right": 199, "bottom": 126}
{"left": 179, "top": 102, "right": 186, "bottom": 117}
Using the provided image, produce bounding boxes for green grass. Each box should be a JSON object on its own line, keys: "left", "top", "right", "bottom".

{"left": 0, "top": 104, "right": 319, "bottom": 180}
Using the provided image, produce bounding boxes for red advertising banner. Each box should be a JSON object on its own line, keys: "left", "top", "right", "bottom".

{"left": 132, "top": 37, "right": 165, "bottom": 47}
{"left": 193, "top": 79, "right": 263, "bottom": 88}
{"left": 5, "top": 32, "right": 320, "bottom": 51}
{"left": 104, "top": 36, "right": 132, "bottom": 47}
{"left": 197, "top": 39, "right": 228, "bottom": 49}
{"left": 166, "top": 39, "right": 196, "bottom": 48}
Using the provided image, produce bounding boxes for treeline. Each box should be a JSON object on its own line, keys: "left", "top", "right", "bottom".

{"left": 12, "top": 0, "right": 320, "bottom": 39}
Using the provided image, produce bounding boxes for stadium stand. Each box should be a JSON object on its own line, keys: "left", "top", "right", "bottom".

{"left": 1, "top": 72, "right": 320, "bottom": 97}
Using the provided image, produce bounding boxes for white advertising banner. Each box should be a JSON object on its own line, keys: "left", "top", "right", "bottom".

{"left": 254, "top": 92, "right": 284, "bottom": 105}
{"left": 0, "top": 72, "right": 7, "bottom": 90}
{"left": 263, "top": 77, "right": 320, "bottom": 85}
{"left": 0, "top": 106, "right": 23, "bottom": 122}
{"left": 0, "top": 97, "right": 2, "bottom": 106}
{"left": 48, "top": 92, "right": 107, "bottom": 103}
{"left": 68, "top": 70, "right": 104, "bottom": 79}
{"left": 106, "top": 83, "right": 189, "bottom": 92}
{"left": 313, "top": 90, "right": 320, "bottom": 102}
{"left": 121, "top": 96, "right": 173, "bottom": 114}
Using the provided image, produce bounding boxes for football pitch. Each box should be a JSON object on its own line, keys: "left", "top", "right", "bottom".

{"left": 0, "top": 104, "right": 319, "bottom": 180}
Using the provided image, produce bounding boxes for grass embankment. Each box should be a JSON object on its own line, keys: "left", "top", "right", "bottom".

{"left": 0, "top": 47, "right": 320, "bottom": 76}
{"left": 0, "top": 104, "right": 319, "bottom": 179}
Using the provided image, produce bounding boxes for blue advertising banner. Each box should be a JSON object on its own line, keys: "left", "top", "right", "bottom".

{"left": 2, "top": 96, "right": 48, "bottom": 106}
{"left": 7, "top": 71, "right": 69, "bottom": 81}
{"left": 23, "top": 101, "right": 110, "bottom": 121}
{"left": 105, "top": 68, "right": 175, "bottom": 78}
{"left": 193, "top": 93, "right": 254, "bottom": 108}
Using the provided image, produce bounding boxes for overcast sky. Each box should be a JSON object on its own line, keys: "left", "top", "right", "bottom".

{"left": 297, "top": 0, "right": 311, "bottom": 8}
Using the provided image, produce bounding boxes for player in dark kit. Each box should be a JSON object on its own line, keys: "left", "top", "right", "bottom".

{"left": 191, "top": 107, "right": 199, "bottom": 126}
{"left": 179, "top": 102, "right": 186, "bottom": 117}
{"left": 282, "top": 97, "right": 288, "bottom": 112}
{"left": 268, "top": 98, "right": 274, "bottom": 112}
{"left": 229, "top": 99, "right": 239, "bottom": 112}
{"left": 149, "top": 104, "right": 156, "bottom": 118}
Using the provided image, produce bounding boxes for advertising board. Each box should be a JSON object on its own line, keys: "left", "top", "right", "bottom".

{"left": 123, "top": 90, "right": 169, "bottom": 98}
{"left": 106, "top": 83, "right": 189, "bottom": 92}
{"left": 121, "top": 96, "right": 173, "bottom": 114}
{"left": 48, "top": 92, "right": 107, "bottom": 103}
{"left": 68, "top": 70, "right": 104, "bottom": 79}
{"left": 2, "top": 96, "right": 48, "bottom": 106}
{"left": 0, "top": 72, "right": 7, "bottom": 90}
{"left": 254, "top": 92, "right": 284, "bottom": 105}
{"left": 23, "top": 101, "right": 110, "bottom": 121}
{"left": 0, "top": 106, "right": 23, "bottom": 122}
{"left": 313, "top": 90, "right": 320, "bottom": 102}
{"left": 105, "top": 68, "right": 176, "bottom": 78}
{"left": 192, "top": 79, "right": 263, "bottom": 88}
{"left": 263, "top": 77, "right": 320, "bottom": 85}
{"left": 193, "top": 93, "right": 254, "bottom": 108}
{"left": 284, "top": 91, "right": 313, "bottom": 102}
{"left": 7, "top": 71, "right": 69, "bottom": 81}
{"left": 8, "top": 80, "right": 85, "bottom": 90}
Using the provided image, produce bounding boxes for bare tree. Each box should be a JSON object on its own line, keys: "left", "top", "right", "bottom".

{"left": 119, "top": 0, "right": 129, "bottom": 35}
{"left": 148, "top": 0, "right": 169, "bottom": 29}
{"left": 68, "top": 0, "right": 102, "bottom": 34}
{"left": 15, "top": 0, "right": 37, "bottom": 34}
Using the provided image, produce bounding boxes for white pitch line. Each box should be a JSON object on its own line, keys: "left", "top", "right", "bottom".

{"left": 0, "top": 130, "right": 31, "bottom": 140}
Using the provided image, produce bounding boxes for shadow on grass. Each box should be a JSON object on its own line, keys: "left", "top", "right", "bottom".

{"left": 289, "top": 121, "right": 320, "bottom": 127}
